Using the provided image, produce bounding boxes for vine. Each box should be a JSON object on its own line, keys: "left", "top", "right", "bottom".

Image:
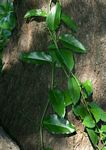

{"left": 21, "top": 1, "right": 106, "bottom": 150}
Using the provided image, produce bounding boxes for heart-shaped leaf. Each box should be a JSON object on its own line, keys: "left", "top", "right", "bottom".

{"left": 86, "top": 128, "right": 99, "bottom": 146}
{"left": 59, "top": 34, "right": 86, "bottom": 53}
{"left": 83, "top": 115, "right": 95, "bottom": 128}
{"left": 49, "top": 89, "right": 65, "bottom": 117}
{"left": 24, "top": 9, "right": 47, "bottom": 18}
{"left": 20, "top": 51, "right": 52, "bottom": 64}
{"left": 61, "top": 13, "right": 78, "bottom": 32}
{"left": 46, "top": 2, "right": 61, "bottom": 31}
{"left": 68, "top": 76, "right": 81, "bottom": 105}
{"left": 43, "top": 114, "right": 76, "bottom": 134}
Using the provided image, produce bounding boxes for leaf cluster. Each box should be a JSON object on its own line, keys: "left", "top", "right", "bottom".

{"left": 21, "top": 2, "right": 106, "bottom": 150}
{"left": 0, "top": 1, "right": 16, "bottom": 70}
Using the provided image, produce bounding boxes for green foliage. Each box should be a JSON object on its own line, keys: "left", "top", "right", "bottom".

{"left": 86, "top": 128, "right": 99, "bottom": 146}
{"left": 59, "top": 34, "right": 86, "bottom": 53}
{"left": 43, "top": 114, "right": 75, "bottom": 134}
{"left": 20, "top": 51, "right": 52, "bottom": 64}
{"left": 83, "top": 115, "right": 95, "bottom": 128}
{"left": 49, "top": 89, "right": 65, "bottom": 117}
{"left": 63, "top": 90, "right": 72, "bottom": 106}
{"left": 82, "top": 80, "right": 93, "bottom": 97}
{"left": 68, "top": 76, "right": 81, "bottom": 105}
{"left": 46, "top": 2, "right": 61, "bottom": 31}
{"left": 21, "top": 1, "right": 106, "bottom": 150}
{"left": 61, "top": 13, "right": 78, "bottom": 32}
{"left": 0, "top": 1, "right": 16, "bottom": 70}
{"left": 24, "top": 9, "right": 47, "bottom": 18}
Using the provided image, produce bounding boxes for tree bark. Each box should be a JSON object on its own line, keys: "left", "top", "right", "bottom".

{"left": 0, "top": 0, "right": 106, "bottom": 150}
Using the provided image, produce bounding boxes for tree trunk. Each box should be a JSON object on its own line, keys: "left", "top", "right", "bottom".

{"left": 0, "top": 0, "right": 106, "bottom": 149}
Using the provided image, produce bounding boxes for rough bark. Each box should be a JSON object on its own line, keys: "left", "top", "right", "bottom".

{"left": 0, "top": 0, "right": 106, "bottom": 150}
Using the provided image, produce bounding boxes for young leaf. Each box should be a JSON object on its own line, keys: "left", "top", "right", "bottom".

{"left": 20, "top": 51, "right": 52, "bottom": 64}
{"left": 46, "top": 2, "right": 61, "bottom": 31}
{"left": 49, "top": 89, "right": 65, "bottom": 117}
{"left": 86, "top": 128, "right": 99, "bottom": 146}
{"left": 68, "top": 76, "right": 81, "bottom": 105}
{"left": 83, "top": 115, "right": 95, "bottom": 128}
{"left": 73, "top": 104, "right": 88, "bottom": 119}
{"left": 63, "top": 90, "right": 72, "bottom": 106}
{"left": 24, "top": 9, "right": 47, "bottom": 18}
{"left": 59, "top": 34, "right": 86, "bottom": 53}
{"left": 43, "top": 114, "right": 76, "bottom": 134}
{"left": 61, "top": 13, "right": 78, "bottom": 32}
{"left": 82, "top": 80, "right": 93, "bottom": 96}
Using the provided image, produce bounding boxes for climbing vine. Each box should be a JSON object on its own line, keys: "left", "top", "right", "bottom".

{"left": 21, "top": 1, "right": 106, "bottom": 150}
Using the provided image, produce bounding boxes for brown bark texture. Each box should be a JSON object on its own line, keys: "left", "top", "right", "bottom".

{"left": 0, "top": 0, "right": 106, "bottom": 150}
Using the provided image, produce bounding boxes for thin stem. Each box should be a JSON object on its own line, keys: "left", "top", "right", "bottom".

{"left": 40, "top": 99, "right": 49, "bottom": 149}
{"left": 48, "top": 29, "right": 70, "bottom": 78}
{"left": 40, "top": 62, "right": 55, "bottom": 149}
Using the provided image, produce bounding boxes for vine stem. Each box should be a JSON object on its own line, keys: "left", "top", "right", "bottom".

{"left": 48, "top": 29, "right": 70, "bottom": 78}
{"left": 40, "top": 62, "right": 55, "bottom": 149}
{"left": 40, "top": 99, "right": 49, "bottom": 149}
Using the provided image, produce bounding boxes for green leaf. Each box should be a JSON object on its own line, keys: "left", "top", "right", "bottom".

{"left": 48, "top": 43, "right": 56, "bottom": 50}
{"left": 59, "top": 34, "right": 86, "bottom": 53}
{"left": 101, "top": 111, "right": 106, "bottom": 122}
{"left": 73, "top": 104, "right": 88, "bottom": 119}
{"left": 24, "top": 9, "right": 47, "bottom": 18}
{"left": 59, "top": 49, "right": 74, "bottom": 71}
{"left": 68, "top": 76, "right": 81, "bottom": 105}
{"left": 48, "top": 50, "right": 61, "bottom": 67}
{"left": 0, "top": 2, "right": 16, "bottom": 30}
{"left": 86, "top": 128, "right": 99, "bottom": 146}
{"left": 20, "top": 51, "right": 52, "bottom": 64}
{"left": 89, "top": 102, "right": 101, "bottom": 123}
{"left": 89, "top": 102, "right": 106, "bottom": 122}
{"left": 43, "top": 114, "right": 76, "bottom": 134}
{"left": 101, "top": 125, "right": 106, "bottom": 133}
{"left": 61, "top": 13, "right": 78, "bottom": 32}
{"left": 82, "top": 80, "right": 93, "bottom": 96}
{"left": 46, "top": 2, "right": 61, "bottom": 31}
{"left": 49, "top": 89, "right": 65, "bottom": 117}
{"left": 63, "top": 90, "right": 72, "bottom": 106}
{"left": 49, "top": 46, "right": 74, "bottom": 71}
{"left": 83, "top": 115, "right": 95, "bottom": 128}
